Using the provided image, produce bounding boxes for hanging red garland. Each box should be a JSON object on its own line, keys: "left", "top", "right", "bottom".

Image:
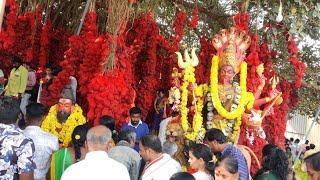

{"left": 0, "top": 0, "right": 17, "bottom": 51}
{"left": 39, "top": 23, "right": 51, "bottom": 69}
{"left": 78, "top": 12, "right": 108, "bottom": 96}
{"left": 189, "top": 8, "right": 199, "bottom": 29}
{"left": 172, "top": 10, "right": 186, "bottom": 44}
{"left": 233, "top": 13, "right": 249, "bottom": 33}
{"left": 287, "top": 38, "right": 306, "bottom": 88}
{"left": 195, "top": 37, "right": 214, "bottom": 84}
{"left": 87, "top": 32, "right": 135, "bottom": 128}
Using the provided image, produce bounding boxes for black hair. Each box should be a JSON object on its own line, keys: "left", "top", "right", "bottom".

{"left": 306, "top": 146, "right": 310, "bottom": 151}
{"left": 52, "top": 66, "right": 62, "bottom": 76}
{"left": 118, "top": 129, "right": 136, "bottom": 143}
{"left": 45, "top": 63, "right": 52, "bottom": 69}
{"left": 169, "top": 172, "right": 195, "bottom": 180}
{"left": 129, "top": 107, "right": 142, "bottom": 115}
{"left": 285, "top": 147, "right": 291, "bottom": 152}
{"left": 190, "top": 144, "right": 215, "bottom": 176}
{"left": 305, "top": 140, "right": 309, "bottom": 144}
{"left": 99, "top": 115, "right": 119, "bottom": 143}
{"left": 12, "top": 56, "right": 22, "bottom": 64}
{"left": 100, "top": 115, "right": 115, "bottom": 131}
{"left": 310, "top": 144, "right": 316, "bottom": 150}
{"left": 0, "top": 97, "right": 21, "bottom": 124}
{"left": 157, "top": 89, "right": 165, "bottom": 94}
{"left": 216, "top": 155, "right": 239, "bottom": 174}
{"left": 26, "top": 103, "right": 46, "bottom": 122}
{"left": 205, "top": 128, "right": 227, "bottom": 144}
{"left": 171, "top": 111, "right": 180, "bottom": 117}
{"left": 72, "top": 124, "right": 89, "bottom": 161}
{"left": 254, "top": 147, "right": 289, "bottom": 180}
{"left": 304, "top": 152, "right": 320, "bottom": 172}
{"left": 290, "top": 138, "right": 294, "bottom": 142}
{"left": 140, "top": 135, "right": 162, "bottom": 153}
{"left": 294, "top": 139, "right": 300, "bottom": 144}
{"left": 262, "top": 144, "right": 277, "bottom": 157}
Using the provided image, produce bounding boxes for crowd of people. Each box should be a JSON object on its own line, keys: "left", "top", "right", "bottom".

{"left": 0, "top": 57, "right": 320, "bottom": 180}
{"left": 1, "top": 95, "right": 320, "bottom": 180}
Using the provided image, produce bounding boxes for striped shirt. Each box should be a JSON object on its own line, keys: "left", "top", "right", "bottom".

{"left": 222, "top": 145, "right": 249, "bottom": 180}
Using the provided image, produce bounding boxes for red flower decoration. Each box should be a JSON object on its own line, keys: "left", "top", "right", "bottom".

{"left": 189, "top": 8, "right": 199, "bottom": 29}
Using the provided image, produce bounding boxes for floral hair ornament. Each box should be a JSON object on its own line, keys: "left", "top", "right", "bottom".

{"left": 209, "top": 155, "right": 217, "bottom": 163}
{"left": 75, "top": 135, "right": 81, "bottom": 140}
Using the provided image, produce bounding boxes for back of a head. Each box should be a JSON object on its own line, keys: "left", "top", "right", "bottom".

{"left": 263, "top": 148, "right": 289, "bottom": 180}
{"left": 118, "top": 129, "right": 136, "bottom": 143}
{"left": 162, "top": 141, "right": 178, "bottom": 156}
{"left": 141, "top": 135, "right": 162, "bottom": 153}
{"left": 26, "top": 103, "right": 46, "bottom": 122}
{"left": 310, "top": 144, "right": 316, "bottom": 150}
{"left": 305, "top": 140, "right": 309, "bottom": 145}
{"left": 306, "top": 146, "right": 310, "bottom": 151}
{"left": 304, "top": 151, "right": 320, "bottom": 172}
{"left": 129, "top": 107, "right": 142, "bottom": 115}
{"left": 99, "top": 115, "right": 116, "bottom": 131}
{"left": 72, "top": 124, "right": 89, "bottom": 160}
{"left": 86, "top": 125, "right": 112, "bottom": 150}
{"left": 294, "top": 139, "right": 300, "bottom": 144}
{"left": 190, "top": 143, "right": 215, "bottom": 176}
{"left": 216, "top": 155, "right": 239, "bottom": 174}
{"left": 169, "top": 172, "right": 195, "bottom": 180}
{"left": 290, "top": 138, "right": 294, "bottom": 142}
{"left": 0, "top": 97, "right": 21, "bottom": 124}
{"left": 262, "top": 144, "right": 277, "bottom": 157}
{"left": 205, "top": 128, "right": 227, "bottom": 144}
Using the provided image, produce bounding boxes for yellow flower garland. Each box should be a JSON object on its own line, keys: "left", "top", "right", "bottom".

{"left": 210, "top": 56, "right": 254, "bottom": 142}
{"left": 41, "top": 104, "right": 86, "bottom": 147}
{"left": 210, "top": 56, "right": 254, "bottom": 119}
{"left": 185, "top": 84, "right": 208, "bottom": 140}
{"left": 180, "top": 64, "right": 207, "bottom": 141}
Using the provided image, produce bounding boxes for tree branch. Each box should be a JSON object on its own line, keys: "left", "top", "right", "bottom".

{"left": 171, "top": 0, "right": 231, "bottom": 29}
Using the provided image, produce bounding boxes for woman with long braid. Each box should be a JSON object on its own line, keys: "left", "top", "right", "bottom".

{"left": 50, "top": 124, "right": 89, "bottom": 180}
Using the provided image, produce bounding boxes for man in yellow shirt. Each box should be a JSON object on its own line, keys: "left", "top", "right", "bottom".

{"left": 5, "top": 57, "right": 29, "bottom": 98}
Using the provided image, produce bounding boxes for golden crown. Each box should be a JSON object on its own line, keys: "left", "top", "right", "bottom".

{"left": 212, "top": 27, "right": 251, "bottom": 73}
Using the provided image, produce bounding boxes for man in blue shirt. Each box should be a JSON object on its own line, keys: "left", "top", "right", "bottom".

{"left": 205, "top": 128, "right": 249, "bottom": 180}
{"left": 121, "top": 107, "right": 149, "bottom": 152}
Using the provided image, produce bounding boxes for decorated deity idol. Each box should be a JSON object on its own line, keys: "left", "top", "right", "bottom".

{"left": 41, "top": 88, "right": 86, "bottom": 147}
{"left": 209, "top": 27, "right": 254, "bottom": 141}
{"left": 243, "top": 64, "right": 283, "bottom": 144}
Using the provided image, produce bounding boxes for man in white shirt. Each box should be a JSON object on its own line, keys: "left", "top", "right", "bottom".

{"left": 23, "top": 102, "right": 59, "bottom": 180}
{"left": 61, "top": 125, "right": 130, "bottom": 180}
{"left": 139, "top": 135, "right": 181, "bottom": 180}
